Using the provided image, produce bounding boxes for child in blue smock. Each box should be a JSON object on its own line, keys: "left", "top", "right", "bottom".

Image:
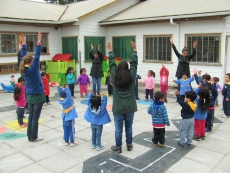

{"left": 84, "top": 91, "right": 111, "bottom": 150}
{"left": 57, "top": 83, "right": 78, "bottom": 147}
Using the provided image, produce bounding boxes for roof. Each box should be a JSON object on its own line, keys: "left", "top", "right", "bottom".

{"left": 100, "top": 0, "right": 230, "bottom": 24}
{"left": 0, "top": 0, "right": 117, "bottom": 24}
{"left": 52, "top": 54, "right": 72, "bottom": 62}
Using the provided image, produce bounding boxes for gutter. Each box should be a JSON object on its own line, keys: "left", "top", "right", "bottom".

{"left": 170, "top": 18, "right": 180, "bottom": 49}
{"left": 98, "top": 11, "right": 230, "bottom": 25}
{"left": 0, "top": 18, "right": 78, "bottom": 24}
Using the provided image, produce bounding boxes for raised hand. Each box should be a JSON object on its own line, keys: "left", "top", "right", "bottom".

{"left": 170, "top": 37, "right": 173, "bottom": 44}
{"left": 197, "top": 70, "right": 202, "bottom": 76}
{"left": 106, "top": 42, "right": 112, "bottom": 52}
{"left": 20, "top": 34, "right": 26, "bottom": 44}
{"left": 193, "top": 41, "right": 198, "bottom": 48}
{"left": 98, "top": 44, "right": 100, "bottom": 50}
{"left": 38, "top": 31, "right": 42, "bottom": 43}
{"left": 193, "top": 69, "right": 197, "bottom": 74}
{"left": 91, "top": 44, "right": 94, "bottom": 50}
{"left": 131, "top": 41, "right": 136, "bottom": 51}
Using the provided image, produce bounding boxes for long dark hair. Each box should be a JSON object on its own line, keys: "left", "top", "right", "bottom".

{"left": 198, "top": 87, "right": 210, "bottom": 113}
{"left": 148, "top": 70, "right": 155, "bottom": 77}
{"left": 13, "top": 86, "right": 22, "bottom": 101}
{"left": 65, "top": 67, "right": 74, "bottom": 76}
{"left": 114, "top": 61, "right": 134, "bottom": 88}
{"left": 90, "top": 95, "right": 101, "bottom": 111}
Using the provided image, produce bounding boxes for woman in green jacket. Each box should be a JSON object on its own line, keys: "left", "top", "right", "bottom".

{"left": 107, "top": 41, "right": 137, "bottom": 153}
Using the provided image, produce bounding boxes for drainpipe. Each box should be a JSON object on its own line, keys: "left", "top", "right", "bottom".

{"left": 170, "top": 18, "right": 180, "bottom": 48}
{"left": 222, "top": 18, "right": 228, "bottom": 86}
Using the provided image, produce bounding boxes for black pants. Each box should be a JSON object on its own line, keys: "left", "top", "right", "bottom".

{"left": 152, "top": 128, "right": 165, "bottom": 144}
{"left": 107, "top": 85, "right": 113, "bottom": 95}
{"left": 68, "top": 84, "right": 75, "bottom": 96}
{"left": 145, "top": 89, "right": 153, "bottom": 100}
{"left": 223, "top": 98, "right": 230, "bottom": 116}
{"left": 45, "top": 95, "right": 50, "bottom": 103}
{"left": 206, "top": 109, "right": 214, "bottom": 131}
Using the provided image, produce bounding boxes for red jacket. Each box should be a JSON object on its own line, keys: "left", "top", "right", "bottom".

{"left": 159, "top": 66, "right": 169, "bottom": 86}
{"left": 42, "top": 74, "right": 50, "bottom": 96}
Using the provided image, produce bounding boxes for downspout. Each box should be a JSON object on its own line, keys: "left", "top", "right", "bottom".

{"left": 170, "top": 18, "right": 180, "bottom": 48}
{"left": 222, "top": 18, "right": 227, "bottom": 86}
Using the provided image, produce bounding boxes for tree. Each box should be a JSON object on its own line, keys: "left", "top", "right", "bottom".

{"left": 44, "top": 0, "right": 84, "bottom": 4}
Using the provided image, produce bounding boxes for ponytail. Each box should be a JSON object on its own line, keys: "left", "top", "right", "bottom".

{"left": 198, "top": 87, "right": 210, "bottom": 112}
{"left": 13, "top": 86, "right": 22, "bottom": 101}
{"left": 19, "top": 54, "right": 33, "bottom": 75}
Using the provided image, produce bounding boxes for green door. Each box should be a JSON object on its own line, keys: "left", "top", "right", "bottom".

{"left": 112, "top": 36, "right": 136, "bottom": 60}
{"left": 84, "top": 37, "right": 106, "bottom": 61}
{"left": 62, "top": 37, "right": 78, "bottom": 60}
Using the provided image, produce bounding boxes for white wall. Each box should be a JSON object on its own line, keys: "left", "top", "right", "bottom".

{"left": 106, "top": 19, "right": 226, "bottom": 88}
{"left": 0, "top": 24, "right": 62, "bottom": 63}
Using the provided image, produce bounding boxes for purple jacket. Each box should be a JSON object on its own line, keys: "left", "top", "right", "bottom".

{"left": 76, "top": 74, "right": 90, "bottom": 85}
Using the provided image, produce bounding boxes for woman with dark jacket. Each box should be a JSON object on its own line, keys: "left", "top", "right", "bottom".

{"left": 89, "top": 44, "right": 104, "bottom": 95}
{"left": 170, "top": 37, "right": 198, "bottom": 79}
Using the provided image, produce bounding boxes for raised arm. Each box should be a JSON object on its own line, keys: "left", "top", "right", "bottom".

{"left": 86, "top": 93, "right": 92, "bottom": 106}
{"left": 188, "top": 41, "right": 197, "bottom": 61}
{"left": 100, "top": 95, "right": 107, "bottom": 109}
{"left": 107, "top": 42, "right": 116, "bottom": 83}
{"left": 170, "top": 37, "right": 181, "bottom": 58}
{"left": 89, "top": 44, "right": 94, "bottom": 60}
{"left": 129, "top": 41, "right": 138, "bottom": 79}
{"left": 97, "top": 44, "right": 104, "bottom": 61}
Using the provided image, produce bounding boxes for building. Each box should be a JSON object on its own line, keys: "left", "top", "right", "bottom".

{"left": 0, "top": 0, "right": 230, "bottom": 86}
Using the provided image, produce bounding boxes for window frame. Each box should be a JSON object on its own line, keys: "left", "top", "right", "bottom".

{"left": 0, "top": 31, "right": 49, "bottom": 57}
{"left": 143, "top": 34, "right": 172, "bottom": 63}
{"left": 185, "top": 33, "right": 221, "bottom": 65}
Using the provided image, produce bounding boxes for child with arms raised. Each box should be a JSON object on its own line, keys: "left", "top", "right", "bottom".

{"left": 159, "top": 65, "right": 169, "bottom": 102}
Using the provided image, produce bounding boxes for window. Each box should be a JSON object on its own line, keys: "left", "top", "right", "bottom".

{"left": 62, "top": 37, "right": 78, "bottom": 60}
{"left": 0, "top": 32, "right": 49, "bottom": 55}
{"left": 186, "top": 35, "right": 220, "bottom": 63}
{"left": 84, "top": 37, "right": 105, "bottom": 61}
{"left": 144, "top": 36, "right": 171, "bottom": 61}
{"left": 112, "top": 36, "right": 135, "bottom": 60}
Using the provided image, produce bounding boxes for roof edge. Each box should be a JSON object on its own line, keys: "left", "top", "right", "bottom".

{"left": 0, "top": 18, "right": 78, "bottom": 24}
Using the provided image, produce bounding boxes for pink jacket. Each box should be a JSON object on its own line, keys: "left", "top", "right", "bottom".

{"left": 159, "top": 66, "right": 169, "bottom": 86}
{"left": 141, "top": 76, "right": 155, "bottom": 89}
{"left": 16, "top": 84, "right": 26, "bottom": 107}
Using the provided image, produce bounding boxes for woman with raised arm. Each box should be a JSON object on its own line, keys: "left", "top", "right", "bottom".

{"left": 19, "top": 32, "right": 45, "bottom": 142}
{"left": 89, "top": 44, "right": 104, "bottom": 95}
{"left": 107, "top": 41, "right": 138, "bottom": 153}
{"left": 170, "top": 37, "right": 198, "bottom": 80}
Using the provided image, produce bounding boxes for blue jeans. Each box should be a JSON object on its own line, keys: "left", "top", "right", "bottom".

{"left": 113, "top": 112, "right": 134, "bottom": 147}
{"left": 92, "top": 77, "right": 102, "bottom": 95}
{"left": 179, "top": 118, "right": 194, "bottom": 145}
{"left": 63, "top": 119, "right": 75, "bottom": 143}
{"left": 91, "top": 124, "right": 103, "bottom": 148}
{"left": 27, "top": 102, "right": 43, "bottom": 141}
{"left": 17, "top": 107, "right": 24, "bottom": 125}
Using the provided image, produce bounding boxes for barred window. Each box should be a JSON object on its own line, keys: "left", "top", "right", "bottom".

{"left": 144, "top": 36, "right": 171, "bottom": 61}
{"left": 186, "top": 35, "right": 220, "bottom": 63}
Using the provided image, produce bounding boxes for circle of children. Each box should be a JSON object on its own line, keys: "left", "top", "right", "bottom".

{"left": 12, "top": 32, "right": 230, "bottom": 151}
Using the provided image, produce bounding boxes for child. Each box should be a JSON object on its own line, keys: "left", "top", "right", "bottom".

{"left": 193, "top": 87, "right": 210, "bottom": 141}
{"left": 13, "top": 77, "right": 27, "bottom": 128}
{"left": 84, "top": 91, "right": 111, "bottom": 150}
{"left": 159, "top": 65, "right": 169, "bottom": 103}
{"left": 222, "top": 73, "right": 230, "bottom": 118}
{"left": 66, "top": 67, "right": 76, "bottom": 98}
{"left": 41, "top": 72, "right": 51, "bottom": 105}
{"left": 213, "top": 77, "right": 222, "bottom": 106}
{"left": 194, "top": 70, "right": 211, "bottom": 87}
{"left": 57, "top": 83, "right": 78, "bottom": 147}
{"left": 105, "top": 70, "right": 113, "bottom": 96}
{"left": 76, "top": 68, "right": 90, "bottom": 98}
{"left": 147, "top": 91, "right": 170, "bottom": 147}
{"left": 205, "top": 79, "right": 218, "bottom": 132}
{"left": 140, "top": 70, "right": 155, "bottom": 101}
{"left": 175, "top": 90, "right": 197, "bottom": 146}
{"left": 134, "top": 74, "right": 141, "bottom": 100}
{"left": 173, "top": 72, "right": 194, "bottom": 99}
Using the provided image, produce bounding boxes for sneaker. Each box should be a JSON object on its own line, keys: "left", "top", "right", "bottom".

{"left": 222, "top": 114, "right": 228, "bottom": 118}
{"left": 136, "top": 98, "right": 140, "bottom": 100}
{"left": 149, "top": 99, "right": 153, "bottom": 102}
{"left": 205, "top": 128, "right": 211, "bottom": 132}
{"left": 70, "top": 142, "right": 77, "bottom": 147}
{"left": 214, "top": 104, "right": 218, "bottom": 107}
{"left": 111, "top": 145, "right": 122, "bottom": 153}
{"left": 186, "top": 142, "right": 192, "bottom": 146}
{"left": 152, "top": 143, "right": 159, "bottom": 146}
{"left": 81, "top": 95, "right": 84, "bottom": 98}
{"left": 159, "top": 143, "right": 164, "bottom": 147}
{"left": 20, "top": 123, "right": 27, "bottom": 128}
{"left": 47, "top": 102, "right": 51, "bottom": 105}
{"left": 192, "top": 136, "right": 200, "bottom": 141}
{"left": 200, "top": 136, "right": 205, "bottom": 140}
{"left": 127, "top": 144, "right": 133, "bottom": 151}
{"left": 91, "top": 145, "right": 96, "bottom": 149}
{"left": 96, "top": 146, "right": 104, "bottom": 151}
{"left": 177, "top": 141, "right": 184, "bottom": 146}
{"left": 144, "top": 99, "right": 148, "bottom": 101}
{"left": 165, "top": 99, "right": 168, "bottom": 103}
{"left": 32, "top": 137, "right": 43, "bottom": 142}
{"left": 64, "top": 142, "right": 69, "bottom": 146}
{"left": 24, "top": 109, "right": 29, "bottom": 114}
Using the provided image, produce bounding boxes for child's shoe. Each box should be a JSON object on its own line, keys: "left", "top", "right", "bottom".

{"left": 47, "top": 102, "right": 51, "bottom": 105}
{"left": 91, "top": 144, "right": 96, "bottom": 149}
{"left": 111, "top": 145, "right": 122, "bottom": 153}
{"left": 205, "top": 128, "right": 211, "bottom": 132}
{"left": 96, "top": 146, "right": 104, "bottom": 151}
{"left": 222, "top": 114, "right": 228, "bottom": 118}
{"left": 159, "top": 143, "right": 164, "bottom": 147}
{"left": 64, "top": 142, "right": 69, "bottom": 146}
{"left": 200, "top": 136, "right": 205, "bottom": 140}
{"left": 136, "top": 98, "right": 140, "bottom": 100}
{"left": 152, "top": 143, "right": 159, "bottom": 146}
{"left": 127, "top": 144, "right": 133, "bottom": 151}
{"left": 177, "top": 141, "right": 184, "bottom": 146}
{"left": 80, "top": 95, "right": 84, "bottom": 98}
{"left": 192, "top": 136, "right": 200, "bottom": 141}
{"left": 164, "top": 99, "right": 168, "bottom": 103}
{"left": 70, "top": 142, "right": 77, "bottom": 147}
{"left": 214, "top": 104, "right": 218, "bottom": 107}
{"left": 20, "top": 123, "right": 27, "bottom": 128}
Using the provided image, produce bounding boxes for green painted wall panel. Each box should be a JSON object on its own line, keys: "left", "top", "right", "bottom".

{"left": 62, "top": 37, "right": 78, "bottom": 60}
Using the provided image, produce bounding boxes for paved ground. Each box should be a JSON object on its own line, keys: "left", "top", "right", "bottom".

{"left": 0, "top": 84, "right": 230, "bottom": 173}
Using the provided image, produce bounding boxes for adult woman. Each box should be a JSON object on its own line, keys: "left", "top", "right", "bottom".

{"left": 19, "top": 32, "right": 45, "bottom": 142}
{"left": 106, "top": 41, "right": 137, "bottom": 153}
{"left": 170, "top": 37, "right": 198, "bottom": 80}
{"left": 89, "top": 44, "right": 104, "bottom": 95}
